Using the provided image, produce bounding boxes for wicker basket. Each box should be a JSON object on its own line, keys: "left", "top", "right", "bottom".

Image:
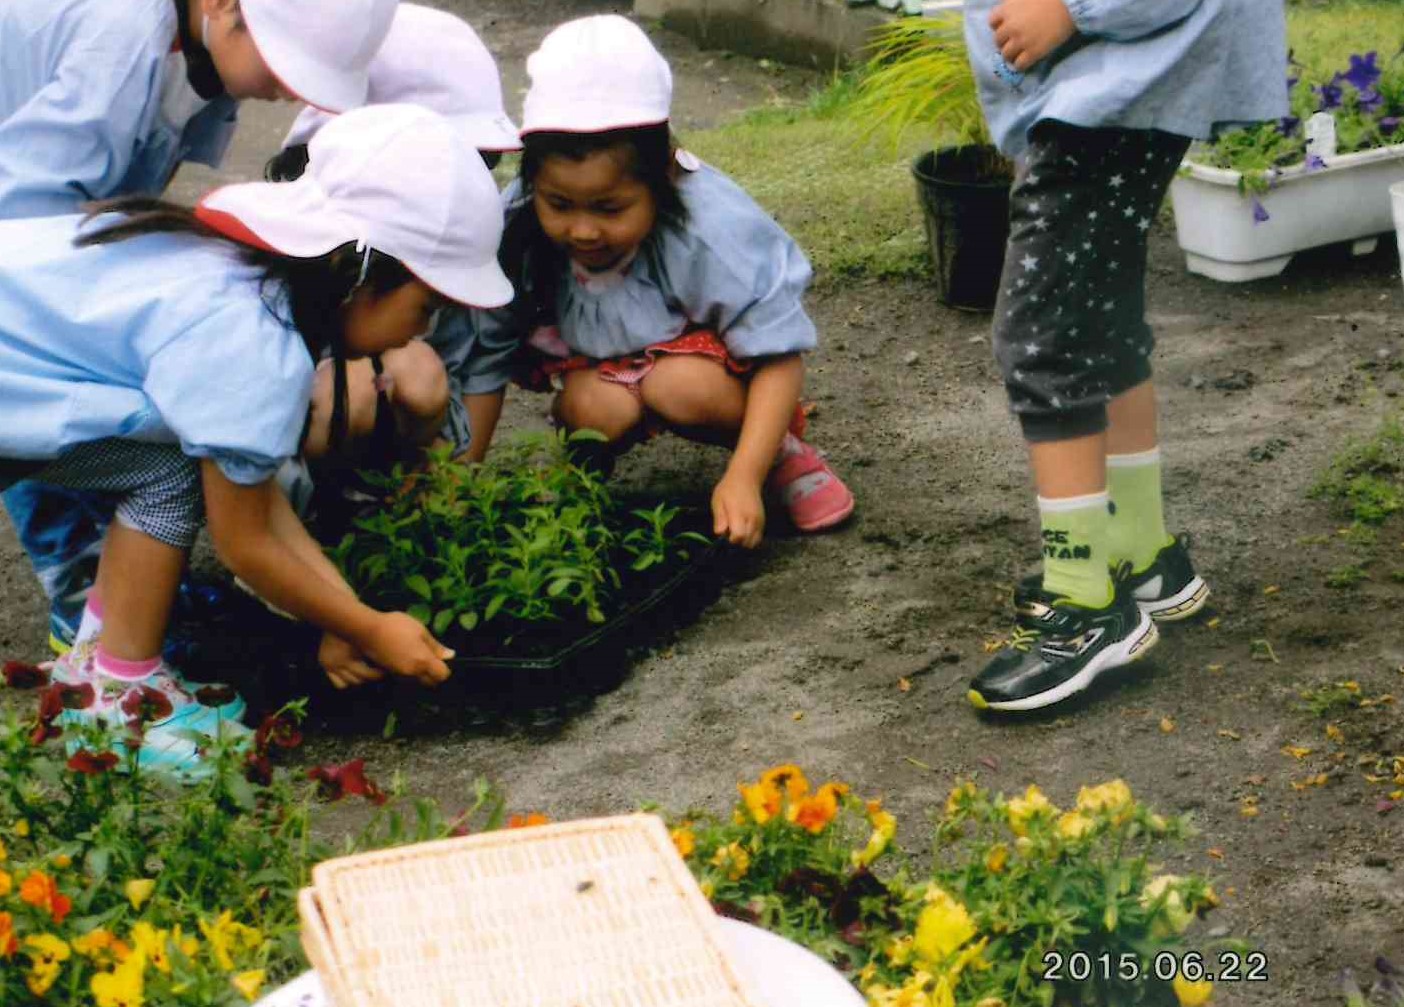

{"left": 299, "top": 814, "right": 763, "bottom": 1007}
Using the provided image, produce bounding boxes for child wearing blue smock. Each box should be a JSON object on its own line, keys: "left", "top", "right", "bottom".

{"left": 0, "top": 0, "right": 398, "bottom": 655}
{"left": 487, "top": 16, "right": 854, "bottom": 548}
{"left": 256, "top": 4, "right": 525, "bottom": 525}
{"left": 0, "top": 105, "right": 513, "bottom": 776}
{"left": 961, "top": 0, "right": 1288, "bottom": 712}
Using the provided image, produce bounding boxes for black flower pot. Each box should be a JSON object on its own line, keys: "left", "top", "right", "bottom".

{"left": 912, "top": 145, "right": 1013, "bottom": 311}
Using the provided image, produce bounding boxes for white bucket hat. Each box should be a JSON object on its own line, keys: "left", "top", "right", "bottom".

{"left": 520, "top": 15, "right": 672, "bottom": 135}
{"left": 198, "top": 104, "right": 513, "bottom": 308}
{"left": 241, "top": 0, "right": 399, "bottom": 113}
{"left": 282, "top": 4, "right": 521, "bottom": 152}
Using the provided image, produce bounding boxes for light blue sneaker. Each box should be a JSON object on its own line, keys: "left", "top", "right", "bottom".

{"left": 49, "top": 641, "right": 247, "bottom": 722}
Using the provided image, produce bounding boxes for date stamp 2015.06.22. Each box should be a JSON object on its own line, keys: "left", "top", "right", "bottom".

{"left": 1041, "top": 950, "right": 1269, "bottom": 985}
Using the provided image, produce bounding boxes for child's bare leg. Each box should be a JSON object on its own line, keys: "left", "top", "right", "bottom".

{"left": 1106, "top": 379, "right": 1157, "bottom": 454}
{"left": 94, "top": 523, "right": 183, "bottom": 661}
{"left": 302, "top": 343, "right": 450, "bottom": 463}
{"left": 553, "top": 368, "right": 646, "bottom": 443}
{"left": 637, "top": 355, "right": 747, "bottom": 444}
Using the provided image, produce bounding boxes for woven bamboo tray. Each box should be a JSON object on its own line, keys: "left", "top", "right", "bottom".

{"left": 299, "top": 814, "right": 763, "bottom": 1007}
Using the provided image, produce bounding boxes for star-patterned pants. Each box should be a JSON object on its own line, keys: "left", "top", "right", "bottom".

{"left": 992, "top": 123, "right": 1191, "bottom": 443}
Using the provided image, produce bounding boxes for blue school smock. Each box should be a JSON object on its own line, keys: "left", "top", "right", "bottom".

{"left": 482, "top": 161, "right": 818, "bottom": 362}
{"left": 0, "top": 214, "right": 313, "bottom": 486}
{"left": 963, "top": 0, "right": 1289, "bottom": 159}
{"left": 0, "top": 0, "right": 238, "bottom": 219}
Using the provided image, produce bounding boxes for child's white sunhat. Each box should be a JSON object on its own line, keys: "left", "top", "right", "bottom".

{"left": 520, "top": 15, "right": 673, "bottom": 135}
{"left": 282, "top": 3, "right": 521, "bottom": 152}
{"left": 241, "top": 0, "right": 399, "bottom": 113}
{"left": 197, "top": 104, "right": 513, "bottom": 309}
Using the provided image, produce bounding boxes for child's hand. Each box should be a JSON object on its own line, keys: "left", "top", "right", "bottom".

{"left": 363, "top": 613, "right": 455, "bottom": 687}
{"left": 318, "top": 633, "right": 386, "bottom": 691}
{"left": 990, "top": 0, "right": 1077, "bottom": 71}
{"left": 713, "top": 473, "right": 766, "bottom": 549}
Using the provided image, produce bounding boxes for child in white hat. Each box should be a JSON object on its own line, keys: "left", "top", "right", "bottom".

{"left": 0, "top": 0, "right": 399, "bottom": 656}
{"left": 0, "top": 104, "right": 512, "bottom": 777}
{"left": 262, "top": 3, "right": 524, "bottom": 483}
{"left": 491, "top": 15, "right": 855, "bottom": 547}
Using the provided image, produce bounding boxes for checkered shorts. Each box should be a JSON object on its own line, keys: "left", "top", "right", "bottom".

{"left": 0, "top": 440, "right": 201, "bottom": 549}
{"left": 992, "top": 124, "right": 1191, "bottom": 443}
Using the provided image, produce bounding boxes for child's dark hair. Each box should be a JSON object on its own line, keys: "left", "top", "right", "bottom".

{"left": 76, "top": 197, "right": 415, "bottom": 452}
{"left": 499, "top": 124, "right": 687, "bottom": 329}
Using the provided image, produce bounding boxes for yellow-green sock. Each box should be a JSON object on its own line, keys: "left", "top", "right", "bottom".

{"left": 1038, "top": 492, "right": 1114, "bottom": 609}
{"left": 1107, "top": 448, "right": 1175, "bottom": 574}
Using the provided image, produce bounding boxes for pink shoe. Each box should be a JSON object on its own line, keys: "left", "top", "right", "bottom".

{"left": 766, "top": 434, "right": 855, "bottom": 532}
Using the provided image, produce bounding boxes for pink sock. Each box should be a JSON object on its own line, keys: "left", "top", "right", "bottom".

{"left": 94, "top": 646, "right": 160, "bottom": 682}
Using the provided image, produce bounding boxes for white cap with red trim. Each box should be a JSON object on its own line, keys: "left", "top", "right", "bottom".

{"left": 520, "top": 15, "right": 672, "bottom": 135}
{"left": 282, "top": 4, "right": 520, "bottom": 152}
{"left": 241, "top": 0, "right": 399, "bottom": 113}
{"left": 198, "top": 104, "right": 513, "bottom": 308}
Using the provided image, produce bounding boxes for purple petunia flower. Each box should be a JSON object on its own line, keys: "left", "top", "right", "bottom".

{"left": 1382, "top": 116, "right": 1401, "bottom": 137}
{"left": 1316, "top": 82, "right": 1344, "bottom": 111}
{"left": 1276, "top": 115, "right": 1300, "bottom": 137}
{"left": 1341, "top": 51, "right": 1381, "bottom": 93}
{"left": 1358, "top": 87, "right": 1384, "bottom": 114}
{"left": 1306, "top": 154, "right": 1327, "bottom": 172}
{"left": 1251, "top": 198, "right": 1270, "bottom": 225}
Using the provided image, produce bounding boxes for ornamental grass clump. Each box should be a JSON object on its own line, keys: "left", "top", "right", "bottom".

{"left": 333, "top": 431, "right": 710, "bottom": 638}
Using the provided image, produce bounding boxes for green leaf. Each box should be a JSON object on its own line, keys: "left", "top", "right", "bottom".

{"left": 458, "top": 611, "right": 480, "bottom": 632}
{"left": 404, "top": 574, "right": 433, "bottom": 601}
{"left": 432, "top": 609, "right": 455, "bottom": 636}
{"left": 485, "top": 594, "right": 507, "bottom": 622}
{"left": 408, "top": 603, "right": 431, "bottom": 625}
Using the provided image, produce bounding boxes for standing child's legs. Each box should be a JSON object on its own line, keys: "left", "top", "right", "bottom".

{"left": 969, "top": 124, "right": 1194, "bottom": 713}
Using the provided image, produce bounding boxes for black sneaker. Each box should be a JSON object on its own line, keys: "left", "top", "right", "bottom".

{"left": 1115, "top": 535, "right": 1210, "bottom": 623}
{"left": 968, "top": 580, "right": 1159, "bottom": 712}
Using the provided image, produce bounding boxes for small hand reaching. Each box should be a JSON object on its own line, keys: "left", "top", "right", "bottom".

{"left": 712, "top": 472, "right": 766, "bottom": 549}
{"left": 363, "top": 612, "right": 454, "bottom": 687}
{"left": 989, "top": 0, "right": 1077, "bottom": 72}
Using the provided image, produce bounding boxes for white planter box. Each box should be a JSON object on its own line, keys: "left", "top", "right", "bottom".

{"left": 1170, "top": 142, "right": 1404, "bottom": 282}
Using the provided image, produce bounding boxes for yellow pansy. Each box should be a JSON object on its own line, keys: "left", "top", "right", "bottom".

{"left": 124, "top": 879, "right": 156, "bottom": 911}
{"left": 1140, "top": 875, "right": 1195, "bottom": 937}
{"left": 130, "top": 923, "right": 172, "bottom": 974}
{"left": 199, "top": 913, "right": 264, "bottom": 972}
{"left": 13, "top": 820, "right": 29, "bottom": 838}
{"left": 984, "top": 844, "right": 1009, "bottom": 873}
{"left": 699, "top": 879, "right": 715, "bottom": 900}
{"left": 709, "top": 843, "right": 751, "bottom": 882}
{"left": 913, "top": 887, "right": 976, "bottom": 963}
{"left": 739, "top": 783, "right": 781, "bottom": 825}
{"left": 0, "top": 836, "right": 7, "bottom": 861}
{"left": 24, "top": 934, "right": 71, "bottom": 996}
{"left": 853, "top": 802, "right": 898, "bottom": 867}
{"left": 0, "top": 869, "right": 11, "bottom": 897}
{"left": 930, "top": 975, "right": 956, "bottom": 1007}
{"left": 670, "top": 828, "right": 696, "bottom": 860}
{"left": 789, "top": 782, "right": 847, "bottom": 834}
{"left": 944, "top": 781, "right": 978, "bottom": 818}
{"left": 1006, "top": 785, "right": 1057, "bottom": 836}
{"left": 52, "top": 853, "right": 72, "bottom": 870}
{"left": 1173, "top": 975, "right": 1214, "bottom": 1006}
{"left": 1075, "top": 780, "right": 1134, "bottom": 818}
{"left": 232, "top": 969, "right": 267, "bottom": 1001}
{"left": 73, "top": 929, "right": 131, "bottom": 967}
{"left": 886, "top": 934, "right": 915, "bottom": 967}
{"left": 1057, "top": 811, "right": 1094, "bottom": 840}
{"left": 946, "top": 937, "right": 990, "bottom": 983}
{"left": 92, "top": 947, "right": 146, "bottom": 1007}
{"left": 759, "top": 764, "right": 810, "bottom": 803}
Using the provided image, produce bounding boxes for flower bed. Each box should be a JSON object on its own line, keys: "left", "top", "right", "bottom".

{"left": 1172, "top": 51, "right": 1404, "bottom": 281}
{"left": 0, "top": 671, "right": 1238, "bottom": 1006}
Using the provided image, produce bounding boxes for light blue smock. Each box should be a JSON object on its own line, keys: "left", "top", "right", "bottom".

{"left": 479, "top": 161, "right": 819, "bottom": 362}
{"left": 963, "top": 0, "right": 1289, "bottom": 159}
{"left": 0, "top": 215, "right": 314, "bottom": 486}
{"left": 0, "top": 0, "right": 238, "bottom": 218}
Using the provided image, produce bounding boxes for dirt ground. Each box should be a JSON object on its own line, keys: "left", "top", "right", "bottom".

{"left": 2, "top": 2, "right": 1402, "bottom": 1004}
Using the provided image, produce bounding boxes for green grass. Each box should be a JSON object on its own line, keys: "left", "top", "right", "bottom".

{"left": 1310, "top": 415, "right": 1404, "bottom": 526}
{"left": 1286, "top": 1, "right": 1404, "bottom": 78}
{"left": 687, "top": 77, "right": 934, "bottom": 282}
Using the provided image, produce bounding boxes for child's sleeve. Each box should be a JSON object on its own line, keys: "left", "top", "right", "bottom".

{"left": 1062, "top": 0, "right": 1204, "bottom": 42}
{"left": 427, "top": 307, "right": 521, "bottom": 397}
{"left": 0, "top": 23, "right": 164, "bottom": 217}
{"left": 143, "top": 306, "right": 315, "bottom": 487}
{"left": 668, "top": 176, "right": 818, "bottom": 360}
